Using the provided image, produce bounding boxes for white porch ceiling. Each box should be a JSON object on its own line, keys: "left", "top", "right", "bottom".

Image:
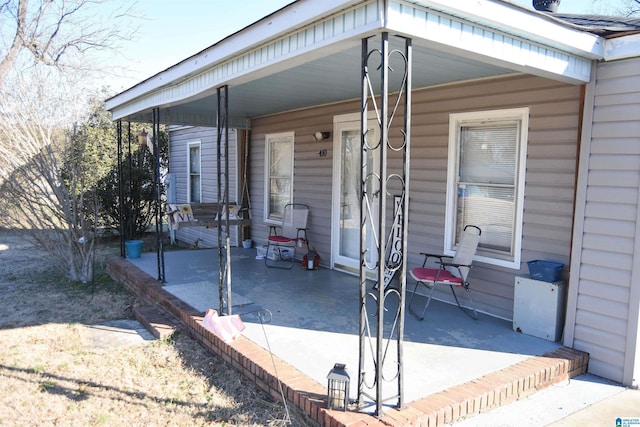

{"left": 106, "top": 0, "right": 603, "bottom": 127}
{"left": 156, "top": 39, "right": 514, "bottom": 127}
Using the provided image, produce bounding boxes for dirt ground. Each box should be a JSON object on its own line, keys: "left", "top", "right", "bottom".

{"left": 0, "top": 229, "right": 310, "bottom": 426}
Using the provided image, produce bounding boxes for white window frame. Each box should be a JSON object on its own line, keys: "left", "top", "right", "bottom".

{"left": 264, "top": 131, "right": 294, "bottom": 223}
{"left": 445, "top": 108, "right": 529, "bottom": 269}
{"left": 187, "top": 141, "right": 202, "bottom": 203}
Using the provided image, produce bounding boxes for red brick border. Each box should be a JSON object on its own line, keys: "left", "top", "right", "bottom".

{"left": 107, "top": 256, "right": 588, "bottom": 427}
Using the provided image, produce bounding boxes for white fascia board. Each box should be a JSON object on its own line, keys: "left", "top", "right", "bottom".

{"left": 388, "top": 0, "right": 594, "bottom": 84}
{"left": 108, "top": 2, "right": 381, "bottom": 121}
{"left": 105, "top": 0, "right": 369, "bottom": 114}
{"left": 406, "top": 0, "right": 605, "bottom": 59}
{"left": 605, "top": 33, "right": 640, "bottom": 61}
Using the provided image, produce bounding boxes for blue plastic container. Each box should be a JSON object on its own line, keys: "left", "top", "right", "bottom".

{"left": 125, "top": 240, "right": 143, "bottom": 258}
{"left": 527, "top": 260, "right": 563, "bottom": 282}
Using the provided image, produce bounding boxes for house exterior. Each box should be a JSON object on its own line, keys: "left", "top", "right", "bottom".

{"left": 105, "top": 0, "right": 640, "bottom": 388}
{"left": 568, "top": 48, "right": 640, "bottom": 386}
{"left": 165, "top": 126, "right": 242, "bottom": 248}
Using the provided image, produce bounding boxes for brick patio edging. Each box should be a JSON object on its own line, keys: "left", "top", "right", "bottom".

{"left": 106, "top": 257, "right": 376, "bottom": 426}
{"left": 107, "top": 256, "right": 588, "bottom": 427}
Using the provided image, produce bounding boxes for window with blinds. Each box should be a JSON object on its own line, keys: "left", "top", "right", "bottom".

{"left": 264, "top": 132, "right": 294, "bottom": 222}
{"left": 446, "top": 108, "right": 529, "bottom": 269}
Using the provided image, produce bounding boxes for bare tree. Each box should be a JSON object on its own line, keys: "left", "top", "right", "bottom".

{"left": 593, "top": 0, "right": 640, "bottom": 16}
{"left": 0, "top": 0, "right": 137, "bottom": 87}
{"left": 0, "top": 70, "right": 112, "bottom": 282}
{"left": 0, "top": 1, "right": 138, "bottom": 283}
{"left": 623, "top": 0, "right": 640, "bottom": 16}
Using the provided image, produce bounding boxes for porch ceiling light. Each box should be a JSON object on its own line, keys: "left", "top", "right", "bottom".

{"left": 327, "top": 363, "right": 350, "bottom": 411}
{"left": 313, "top": 131, "right": 330, "bottom": 141}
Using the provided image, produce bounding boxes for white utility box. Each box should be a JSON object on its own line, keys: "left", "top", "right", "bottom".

{"left": 513, "top": 275, "right": 566, "bottom": 342}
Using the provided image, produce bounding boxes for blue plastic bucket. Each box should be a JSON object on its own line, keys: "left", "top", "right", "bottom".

{"left": 125, "top": 240, "right": 143, "bottom": 258}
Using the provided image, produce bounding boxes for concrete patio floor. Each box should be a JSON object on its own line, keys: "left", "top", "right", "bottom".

{"left": 124, "top": 247, "right": 586, "bottom": 416}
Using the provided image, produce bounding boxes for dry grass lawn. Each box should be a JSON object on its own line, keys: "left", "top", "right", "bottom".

{"left": 0, "top": 229, "right": 311, "bottom": 426}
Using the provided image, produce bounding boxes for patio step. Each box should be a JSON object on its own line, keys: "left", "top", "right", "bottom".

{"left": 133, "top": 304, "right": 179, "bottom": 340}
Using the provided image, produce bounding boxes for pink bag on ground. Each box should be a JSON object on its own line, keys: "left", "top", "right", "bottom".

{"left": 202, "top": 309, "right": 245, "bottom": 343}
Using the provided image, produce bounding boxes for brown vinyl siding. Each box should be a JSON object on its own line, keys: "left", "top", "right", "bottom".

{"left": 408, "top": 75, "right": 580, "bottom": 320}
{"left": 249, "top": 74, "right": 581, "bottom": 320}
{"left": 250, "top": 108, "right": 342, "bottom": 261}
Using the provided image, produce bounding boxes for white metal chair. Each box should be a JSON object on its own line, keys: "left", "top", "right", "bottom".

{"left": 408, "top": 225, "right": 481, "bottom": 320}
{"left": 265, "top": 203, "right": 310, "bottom": 269}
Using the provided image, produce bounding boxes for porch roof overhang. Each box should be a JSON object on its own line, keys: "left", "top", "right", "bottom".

{"left": 105, "top": 0, "right": 605, "bottom": 128}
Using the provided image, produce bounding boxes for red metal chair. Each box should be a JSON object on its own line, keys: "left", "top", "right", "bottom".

{"left": 265, "top": 203, "right": 310, "bottom": 269}
{"left": 408, "top": 225, "right": 481, "bottom": 320}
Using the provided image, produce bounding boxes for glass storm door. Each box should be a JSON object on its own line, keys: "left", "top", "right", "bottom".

{"left": 332, "top": 115, "right": 379, "bottom": 272}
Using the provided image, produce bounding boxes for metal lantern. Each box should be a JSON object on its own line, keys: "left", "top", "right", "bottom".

{"left": 326, "top": 363, "right": 350, "bottom": 411}
{"left": 137, "top": 129, "right": 148, "bottom": 147}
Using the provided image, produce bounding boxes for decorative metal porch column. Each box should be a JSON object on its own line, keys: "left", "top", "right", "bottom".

{"left": 116, "top": 120, "right": 125, "bottom": 257}
{"left": 116, "top": 120, "right": 136, "bottom": 258}
{"left": 152, "top": 107, "right": 166, "bottom": 282}
{"left": 216, "top": 85, "right": 233, "bottom": 315}
{"left": 126, "top": 122, "right": 134, "bottom": 240}
{"left": 357, "top": 33, "right": 412, "bottom": 416}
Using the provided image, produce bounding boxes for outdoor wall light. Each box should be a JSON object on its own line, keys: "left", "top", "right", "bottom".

{"left": 313, "top": 131, "right": 331, "bottom": 141}
{"left": 326, "top": 363, "right": 350, "bottom": 411}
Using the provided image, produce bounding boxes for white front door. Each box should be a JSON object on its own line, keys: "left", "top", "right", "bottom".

{"left": 331, "top": 113, "right": 380, "bottom": 273}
